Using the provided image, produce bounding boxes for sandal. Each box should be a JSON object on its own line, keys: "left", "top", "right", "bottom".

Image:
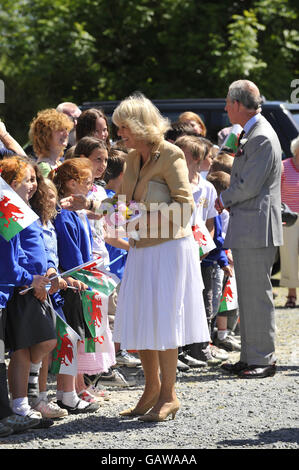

{"left": 78, "top": 390, "right": 98, "bottom": 403}
{"left": 58, "top": 399, "right": 100, "bottom": 414}
{"left": 285, "top": 296, "right": 296, "bottom": 308}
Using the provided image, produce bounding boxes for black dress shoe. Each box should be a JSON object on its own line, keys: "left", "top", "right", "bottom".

{"left": 238, "top": 364, "right": 276, "bottom": 379}
{"left": 221, "top": 361, "right": 248, "bottom": 374}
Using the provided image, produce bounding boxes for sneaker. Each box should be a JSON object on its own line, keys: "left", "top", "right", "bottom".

{"left": 1, "top": 413, "right": 40, "bottom": 434}
{"left": 34, "top": 399, "right": 68, "bottom": 419}
{"left": 179, "top": 352, "right": 207, "bottom": 368}
{"left": 177, "top": 358, "right": 190, "bottom": 372}
{"left": 214, "top": 335, "right": 241, "bottom": 352}
{"left": 95, "top": 368, "right": 134, "bottom": 387}
{"left": 210, "top": 344, "right": 229, "bottom": 361}
{"left": 116, "top": 350, "right": 141, "bottom": 368}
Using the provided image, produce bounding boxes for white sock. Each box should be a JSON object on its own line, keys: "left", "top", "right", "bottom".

{"left": 62, "top": 391, "right": 89, "bottom": 409}
{"left": 218, "top": 329, "right": 228, "bottom": 341}
{"left": 29, "top": 362, "right": 42, "bottom": 383}
{"left": 56, "top": 390, "right": 63, "bottom": 402}
{"left": 12, "top": 397, "right": 31, "bottom": 416}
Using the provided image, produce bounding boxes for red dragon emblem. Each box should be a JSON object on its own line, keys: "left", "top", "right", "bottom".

{"left": 83, "top": 265, "right": 104, "bottom": 285}
{"left": 0, "top": 195, "right": 24, "bottom": 228}
{"left": 86, "top": 292, "right": 103, "bottom": 327}
{"left": 222, "top": 280, "right": 233, "bottom": 303}
{"left": 192, "top": 224, "right": 207, "bottom": 246}
{"left": 53, "top": 330, "right": 74, "bottom": 366}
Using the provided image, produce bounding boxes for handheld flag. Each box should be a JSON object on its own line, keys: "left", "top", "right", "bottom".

{"left": 50, "top": 312, "right": 81, "bottom": 376}
{"left": 0, "top": 174, "right": 39, "bottom": 241}
{"left": 218, "top": 272, "right": 238, "bottom": 313}
{"left": 221, "top": 124, "right": 243, "bottom": 154}
{"left": 192, "top": 219, "right": 216, "bottom": 257}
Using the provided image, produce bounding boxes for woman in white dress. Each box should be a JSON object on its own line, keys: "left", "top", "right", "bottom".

{"left": 60, "top": 93, "right": 210, "bottom": 422}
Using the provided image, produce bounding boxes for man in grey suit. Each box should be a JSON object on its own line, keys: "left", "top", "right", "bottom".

{"left": 215, "top": 79, "right": 283, "bottom": 378}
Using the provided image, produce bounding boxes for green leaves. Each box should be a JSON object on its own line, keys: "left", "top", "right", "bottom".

{"left": 0, "top": 0, "right": 298, "bottom": 144}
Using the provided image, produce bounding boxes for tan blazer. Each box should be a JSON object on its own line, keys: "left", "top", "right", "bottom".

{"left": 119, "top": 139, "right": 194, "bottom": 248}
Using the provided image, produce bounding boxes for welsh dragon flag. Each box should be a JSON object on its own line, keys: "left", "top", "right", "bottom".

{"left": 0, "top": 174, "right": 39, "bottom": 241}
{"left": 221, "top": 124, "right": 243, "bottom": 154}
{"left": 218, "top": 271, "right": 238, "bottom": 313}
{"left": 68, "top": 262, "right": 120, "bottom": 353}
{"left": 192, "top": 218, "right": 216, "bottom": 257}
{"left": 50, "top": 312, "right": 81, "bottom": 376}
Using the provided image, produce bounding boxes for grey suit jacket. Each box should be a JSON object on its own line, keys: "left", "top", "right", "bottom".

{"left": 222, "top": 115, "right": 283, "bottom": 249}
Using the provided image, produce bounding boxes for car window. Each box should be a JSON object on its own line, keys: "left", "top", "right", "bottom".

{"left": 210, "top": 111, "right": 231, "bottom": 129}
{"left": 289, "top": 112, "right": 299, "bottom": 127}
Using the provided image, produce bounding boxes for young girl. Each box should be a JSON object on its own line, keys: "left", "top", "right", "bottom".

{"left": 1, "top": 156, "right": 58, "bottom": 421}
{"left": 29, "top": 171, "right": 70, "bottom": 418}
{"left": 29, "top": 108, "right": 73, "bottom": 177}
{"left": 71, "top": 138, "right": 127, "bottom": 393}
{"left": 49, "top": 158, "right": 102, "bottom": 413}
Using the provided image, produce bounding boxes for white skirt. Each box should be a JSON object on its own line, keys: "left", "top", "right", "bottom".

{"left": 113, "top": 236, "right": 210, "bottom": 351}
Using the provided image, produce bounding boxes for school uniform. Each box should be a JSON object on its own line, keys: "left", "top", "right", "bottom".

{"left": 5, "top": 222, "right": 57, "bottom": 351}
{"left": 0, "top": 234, "right": 34, "bottom": 418}
{"left": 54, "top": 208, "right": 93, "bottom": 339}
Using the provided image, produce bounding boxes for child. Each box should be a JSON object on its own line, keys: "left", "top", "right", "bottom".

{"left": 49, "top": 158, "right": 101, "bottom": 413}
{"left": 72, "top": 137, "right": 134, "bottom": 388}
{"left": 198, "top": 137, "right": 214, "bottom": 180}
{"left": 29, "top": 108, "right": 73, "bottom": 176}
{"left": 29, "top": 173, "right": 71, "bottom": 418}
{"left": 209, "top": 151, "right": 234, "bottom": 175}
{"left": 206, "top": 171, "right": 241, "bottom": 352}
{"left": 175, "top": 135, "right": 225, "bottom": 366}
{"left": 0, "top": 156, "right": 58, "bottom": 422}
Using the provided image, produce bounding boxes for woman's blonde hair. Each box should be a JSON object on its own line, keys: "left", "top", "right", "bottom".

{"left": 112, "top": 92, "right": 170, "bottom": 145}
{"left": 48, "top": 157, "right": 93, "bottom": 199}
{"left": 29, "top": 108, "right": 73, "bottom": 158}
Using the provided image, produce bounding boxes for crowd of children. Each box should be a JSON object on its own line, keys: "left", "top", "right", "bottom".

{"left": 0, "top": 106, "right": 241, "bottom": 437}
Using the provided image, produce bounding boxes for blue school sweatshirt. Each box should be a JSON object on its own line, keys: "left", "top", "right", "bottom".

{"left": 0, "top": 234, "right": 34, "bottom": 308}
{"left": 53, "top": 209, "right": 93, "bottom": 271}
{"left": 18, "top": 220, "right": 56, "bottom": 275}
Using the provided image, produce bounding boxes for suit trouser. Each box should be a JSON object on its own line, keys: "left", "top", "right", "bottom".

{"left": 232, "top": 246, "right": 277, "bottom": 366}
{"left": 0, "top": 308, "right": 13, "bottom": 419}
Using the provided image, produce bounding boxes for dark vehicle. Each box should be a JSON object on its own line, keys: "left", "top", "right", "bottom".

{"left": 80, "top": 98, "right": 299, "bottom": 158}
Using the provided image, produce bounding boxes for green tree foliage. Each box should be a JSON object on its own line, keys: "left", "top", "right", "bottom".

{"left": 0, "top": 0, "right": 298, "bottom": 143}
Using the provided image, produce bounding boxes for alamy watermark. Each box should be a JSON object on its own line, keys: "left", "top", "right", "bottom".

{"left": 290, "top": 79, "right": 299, "bottom": 104}
{"left": 0, "top": 80, "right": 5, "bottom": 103}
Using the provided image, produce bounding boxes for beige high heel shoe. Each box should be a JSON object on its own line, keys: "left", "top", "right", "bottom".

{"left": 119, "top": 396, "right": 159, "bottom": 417}
{"left": 138, "top": 399, "right": 180, "bottom": 422}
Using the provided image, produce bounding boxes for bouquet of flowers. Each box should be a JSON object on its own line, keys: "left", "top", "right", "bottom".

{"left": 99, "top": 195, "right": 142, "bottom": 228}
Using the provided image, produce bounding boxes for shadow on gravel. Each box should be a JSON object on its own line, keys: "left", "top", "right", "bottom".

{"left": 218, "top": 427, "right": 299, "bottom": 447}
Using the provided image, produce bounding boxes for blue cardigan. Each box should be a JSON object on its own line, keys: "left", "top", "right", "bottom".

{"left": 202, "top": 215, "right": 229, "bottom": 268}
{"left": 0, "top": 233, "right": 34, "bottom": 308}
{"left": 54, "top": 209, "right": 93, "bottom": 271}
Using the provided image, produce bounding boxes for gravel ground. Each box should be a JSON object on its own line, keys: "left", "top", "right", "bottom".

{"left": 1, "top": 284, "right": 298, "bottom": 454}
